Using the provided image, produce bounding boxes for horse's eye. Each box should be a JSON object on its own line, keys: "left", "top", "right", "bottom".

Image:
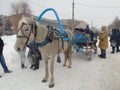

{"left": 25, "top": 29, "right": 29, "bottom": 32}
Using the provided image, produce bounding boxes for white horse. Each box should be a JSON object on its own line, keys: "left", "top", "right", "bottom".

{"left": 14, "top": 15, "right": 73, "bottom": 88}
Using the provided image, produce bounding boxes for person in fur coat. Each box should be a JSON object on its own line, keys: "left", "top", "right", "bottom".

{"left": 98, "top": 26, "right": 108, "bottom": 58}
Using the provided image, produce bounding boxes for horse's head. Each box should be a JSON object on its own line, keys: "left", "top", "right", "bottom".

{"left": 14, "top": 15, "right": 36, "bottom": 52}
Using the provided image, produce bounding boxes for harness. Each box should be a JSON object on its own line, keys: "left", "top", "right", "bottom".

{"left": 36, "top": 24, "right": 65, "bottom": 63}
{"left": 38, "top": 25, "right": 65, "bottom": 50}
{"left": 37, "top": 25, "right": 55, "bottom": 47}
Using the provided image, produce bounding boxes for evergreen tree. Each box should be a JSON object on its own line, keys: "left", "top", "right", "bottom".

{"left": 0, "top": 16, "right": 3, "bottom": 26}
{"left": 0, "top": 16, "right": 3, "bottom": 36}
{"left": 5, "top": 18, "right": 12, "bottom": 31}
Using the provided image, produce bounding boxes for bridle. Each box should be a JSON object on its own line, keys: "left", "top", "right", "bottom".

{"left": 17, "top": 23, "right": 32, "bottom": 38}
{"left": 16, "top": 22, "right": 37, "bottom": 49}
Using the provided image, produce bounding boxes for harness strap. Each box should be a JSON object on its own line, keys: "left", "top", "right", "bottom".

{"left": 37, "top": 38, "right": 49, "bottom": 47}
{"left": 31, "top": 21, "right": 37, "bottom": 38}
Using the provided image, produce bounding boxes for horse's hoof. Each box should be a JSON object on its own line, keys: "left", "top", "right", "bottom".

{"left": 21, "top": 66, "right": 27, "bottom": 69}
{"left": 42, "top": 79, "right": 47, "bottom": 83}
{"left": 49, "top": 84, "right": 54, "bottom": 88}
{"left": 63, "top": 64, "right": 66, "bottom": 67}
{"left": 67, "top": 66, "right": 71, "bottom": 68}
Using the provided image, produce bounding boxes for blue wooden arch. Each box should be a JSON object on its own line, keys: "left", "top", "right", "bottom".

{"left": 36, "top": 8, "right": 66, "bottom": 37}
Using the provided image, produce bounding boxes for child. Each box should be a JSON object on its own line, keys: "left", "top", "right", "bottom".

{"left": 27, "top": 41, "right": 42, "bottom": 70}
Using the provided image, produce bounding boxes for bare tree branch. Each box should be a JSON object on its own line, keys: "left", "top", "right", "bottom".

{"left": 10, "top": 0, "right": 31, "bottom": 15}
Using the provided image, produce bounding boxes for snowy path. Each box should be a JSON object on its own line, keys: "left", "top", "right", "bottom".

{"left": 0, "top": 35, "right": 120, "bottom": 90}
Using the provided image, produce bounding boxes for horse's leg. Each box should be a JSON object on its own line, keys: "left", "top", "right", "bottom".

{"left": 49, "top": 56, "right": 55, "bottom": 88}
{"left": 40, "top": 48, "right": 49, "bottom": 83}
{"left": 94, "top": 42, "right": 97, "bottom": 54}
{"left": 67, "top": 45, "right": 72, "bottom": 68}
{"left": 63, "top": 51, "right": 67, "bottom": 67}
{"left": 20, "top": 51, "right": 27, "bottom": 69}
{"left": 42, "top": 60, "right": 49, "bottom": 83}
{"left": 67, "top": 53, "right": 72, "bottom": 68}
{"left": 20, "top": 56, "right": 25, "bottom": 68}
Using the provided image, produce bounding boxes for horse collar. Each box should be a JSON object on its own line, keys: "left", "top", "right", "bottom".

{"left": 36, "top": 25, "right": 54, "bottom": 47}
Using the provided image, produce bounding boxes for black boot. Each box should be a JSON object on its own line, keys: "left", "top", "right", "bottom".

{"left": 100, "top": 54, "right": 106, "bottom": 58}
{"left": 33, "top": 66, "right": 39, "bottom": 70}
{"left": 33, "top": 59, "right": 39, "bottom": 70}
{"left": 116, "top": 50, "right": 119, "bottom": 52}
{"left": 30, "top": 64, "right": 35, "bottom": 69}
{"left": 111, "top": 47, "right": 115, "bottom": 53}
{"left": 4, "top": 70, "right": 13, "bottom": 73}
{"left": 98, "top": 54, "right": 102, "bottom": 57}
{"left": 111, "top": 51, "right": 115, "bottom": 54}
{"left": 21, "top": 64, "right": 27, "bottom": 69}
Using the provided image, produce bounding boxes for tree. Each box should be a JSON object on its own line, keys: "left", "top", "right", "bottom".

{"left": 10, "top": 0, "right": 32, "bottom": 33}
{"left": 10, "top": 0, "right": 31, "bottom": 15}
{"left": 113, "top": 17, "right": 120, "bottom": 28}
{"left": 19, "top": 0, "right": 31, "bottom": 14}
{"left": 0, "top": 16, "right": 3, "bottom": 36}
{"left": 108, "top": 16, "right": 120, "bottom": 34}
{"left": 111, "top": 16, "right": 120, "bottom": 29}
{"left": 4, "top": 18, "right": 12, "bottom": 31}
{"left": 11, "top": 2, "right": 20, "bottom": 15}
{"left": 0, "top": 16, "right": 3, "bottom": 26}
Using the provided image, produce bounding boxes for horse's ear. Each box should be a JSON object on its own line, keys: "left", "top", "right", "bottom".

{"left": 22, "top": 15, "right": 25, "bottom": 18}
{"left": 28, "top": 16, "right": 34, "bottom": 25}
{"left": 30, "top": 16, "right": 34, "bottom": 21}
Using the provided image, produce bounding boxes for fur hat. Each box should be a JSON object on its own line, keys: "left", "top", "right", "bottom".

{"left": 101, "top": 26, "right": 107, "bottom": 31}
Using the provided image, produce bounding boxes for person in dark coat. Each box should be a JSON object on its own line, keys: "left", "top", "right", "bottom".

{"left": 85, "top": 25, "right": 91, "bottom": 34}
{"left": 0, "top": 37, "right": 12, "bottom": 76}
{"left": 110, "top": 29, "right": 117, "bottom": 53}
{"left": 115, "top": 29, "right": 120, "bottom": 52}
{"left": 27, "top": 41, "right": 42, "bottom": 70}
{"left": 90, "top": 30, "right": 95, "bottom": 41}
{"left": 85, "top": 25, "right": 91, "bottom": 40}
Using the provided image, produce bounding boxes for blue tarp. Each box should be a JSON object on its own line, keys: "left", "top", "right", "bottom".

{"left": 73, "top": 33, "right": 91, "bottom": 43}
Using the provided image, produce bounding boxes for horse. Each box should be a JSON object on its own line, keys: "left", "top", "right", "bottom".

{"left": 14, "top": 15, "right": 73, "bottom": 88}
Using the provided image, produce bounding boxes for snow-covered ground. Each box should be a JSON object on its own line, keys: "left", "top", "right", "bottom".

{"left": 0, "top": 35, "right": 120, "bottom": 90}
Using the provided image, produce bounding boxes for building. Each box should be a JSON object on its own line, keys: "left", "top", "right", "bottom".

{"left": 8, "top": 14, "right": 69, "bottom": 34}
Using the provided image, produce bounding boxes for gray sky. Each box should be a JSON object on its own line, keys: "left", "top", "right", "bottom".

{"left": 0, "top": 0, "right": 120, "bottom": 28}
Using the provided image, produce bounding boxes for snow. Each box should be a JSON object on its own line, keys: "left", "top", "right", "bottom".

{"left": 0, "top": 35, "right": 120, "bottom": 90}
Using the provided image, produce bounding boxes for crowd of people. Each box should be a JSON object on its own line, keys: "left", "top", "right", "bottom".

{"left": 84, "top": 25, "right": 109, "bottom": 58}
{"left": 85, "top": 25, "right": 120, "bottom": 58}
